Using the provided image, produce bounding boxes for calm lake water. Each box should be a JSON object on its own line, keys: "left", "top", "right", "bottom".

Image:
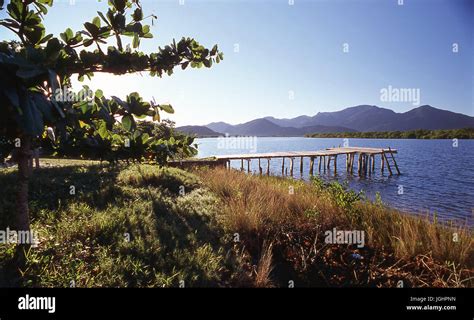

{"left": 196, "top": 137, "right": 474, "bottom": 226}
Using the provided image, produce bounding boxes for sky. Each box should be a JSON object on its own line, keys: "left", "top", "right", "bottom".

{"left": 1, "top": 0, "right": 473, "bottom": 126}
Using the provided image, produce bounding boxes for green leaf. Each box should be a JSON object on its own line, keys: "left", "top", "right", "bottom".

{"left": 111, "top": 96, "right": 130, "bottom": 112}
{"left": 92, "top": 16, "right": 101, "bottom": 28}
{"left": 25, "top": 25, "right": 45, "bottom": 45}
{"left": 38, "top": 33, "right": 53, "bottom": 45}
{"left": 97, "top": 11, "right": 112, "bottom": 27}
{"left": 60, "top": 28, "right": 74, "bottom": 42}
{"left": 75, "top": 100, "right": 91, "bottom": 114}
{"left": 160, "top": 104, "right": 174, "bottom": 114}
{"left": 133, "top": 8, "right": 143, "bottom": 21}
{"left": 95, "top": 89, "right": 104, "bottom": 99}
{"left": 132, "top": 22, "right": 142, "bottom": 33}
{"left": 141, "top": 133, "right": 150, "bottom": 143}
{"left": 113, "top": 13, "right": 126, "bottom": 29}
{"left": 98, "top": 120, "right": 110, "bottom": 139}
{"left": 7, "top": 1, "right": 23, "bottom": 20}
{"left": 35, "top": 2, "right": 48, "bottom": 14}
{"left": 132, "top": 33, "right": 139, "bottom": 48}
{"left": 84, "top": 22, "right": 99, "bottom": 37}
{"left": 153, "top": 109, "right": 160, "bottom": 122}
{"left": 203, "top": 59, "right": 212, "bottom": 68}
{"left": 122, "top": 115, "right": 133, "bottom": 131}
{"left": 45, "top": 38, "right": 62, "bottom": 61}
{"left": 38, "top": 0, "right": 53, "bottom": 6}
{"left": 113, "top": 0, "right": 126, "bottom": 12}
{"left": 83, "top": 39, "right": 94, "bottom": 47}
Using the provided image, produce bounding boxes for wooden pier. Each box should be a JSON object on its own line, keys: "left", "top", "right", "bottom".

{"left": 215, "top": 147, "right": 400, "bottom": 177}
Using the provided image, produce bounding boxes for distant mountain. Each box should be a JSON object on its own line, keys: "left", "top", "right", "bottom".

{"left": 298, "top": 125, "right": 358, "bottom": 134}
{"left": 381, "top": 105, "right": 474, "bottom": 131}
{"left": 200, "top": 105, "right": 474, "bottom": 136}
{"left": 264, "top": 115, "right": 313, "bottom": 128}
{"left": 309, "top": 105, "right": 398, "bottom": 131}
{"left": 176, "top": 126, "right": 221, "bottom": 137}
{"left": 206, "top": 122, "right": 234, "bottom": 134}
{"left": 306, "top": 105, "right": 474, "bottom": 131}
{"left": 225, "top": 119, "right": 302, "bottom": 136}
{"left": 204, "top": 118, "right": 355, "bottom": 136}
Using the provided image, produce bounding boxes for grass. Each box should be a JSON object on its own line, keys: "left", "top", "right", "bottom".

{"left": 0, "top": 161, "right": 229, "bottom": 287}
{"left": 196, "top": 168, "right": 473, "bottom": 287}
{"left": 0, "top": 160, "right": 472, "bottom": 287}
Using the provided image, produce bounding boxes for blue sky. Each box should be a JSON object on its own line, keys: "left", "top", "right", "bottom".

{"left": 1, "top": 0, "right": 473, "bottom": 125}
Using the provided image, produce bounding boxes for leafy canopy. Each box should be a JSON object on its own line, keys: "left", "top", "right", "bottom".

{"left": 0, "top": 0, "right": 223, "bottom": 155}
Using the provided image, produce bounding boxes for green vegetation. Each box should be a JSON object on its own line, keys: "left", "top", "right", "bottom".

{"left": 0, "top": 160, "right": 229, "bottom": 287}
{"left": 0, "top": 0, "right": 222, "bottom": 232}
{"left": 306, "top": 128, "right": 474, "bottom": 139}
{"left": 1, "top": 160, "right": 471, "bottom": 287}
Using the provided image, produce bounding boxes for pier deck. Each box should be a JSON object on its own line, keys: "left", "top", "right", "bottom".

{"left": 215, "top": 147, "right": 400, "bottom": 177}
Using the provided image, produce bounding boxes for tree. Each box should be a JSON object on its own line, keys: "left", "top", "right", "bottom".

{"left": 0, "top": 0, "right": 223, "bottom": 232}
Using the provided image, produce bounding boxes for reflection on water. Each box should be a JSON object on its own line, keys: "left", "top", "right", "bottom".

{"left": 196, "top": 137, "right": 474, "bottom": 226}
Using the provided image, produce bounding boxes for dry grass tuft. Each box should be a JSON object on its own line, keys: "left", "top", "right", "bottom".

{"left": 254, "top": 241, "right": 274, "bottom": 288}
{"left": 196, "top": 167, "right": 473, "bottom": 287}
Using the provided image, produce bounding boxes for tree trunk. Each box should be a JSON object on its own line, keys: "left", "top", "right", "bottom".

{"left": 16, "top": 135, "right": 32, "bottom": 232}
{"left": 34, "top": 148, "right": 40, "bottom": 169}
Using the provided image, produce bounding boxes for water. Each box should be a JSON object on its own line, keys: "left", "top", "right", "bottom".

{"left": 196, "top": 137, "right": 474, "bottom": 226}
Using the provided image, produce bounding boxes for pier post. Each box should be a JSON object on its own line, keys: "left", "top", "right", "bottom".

{"left": 350, "top": 154, "right": 354, "bottom": 174}
{"left": 388, "top": 147, "right": 401, "bottom": 175}
{"left": 371, "top": 155, "right": 375, "bottom": 172}
{"left": 318, "top": 156, "right": 322, "bottom": 173}
{"left": 334, "top": 155, "right": 337, "bottom": 175}
{"left": 383, "top": 152, "right": 393, "bottom": 176}
{"left": 362, "top": 154, "right": 367, "bottom": 176}
{"left": 290, "top": 157, "right": 294, "bottom": 176}
{"left": 267, "top": 159, "right": 270, "bottom": 176}
{"left": 300, "top": 156, "right": 303, "bottom": 176}
{"left": 258, "top": 158, "right": 262, "bottom": 175}
{"left": 347, "top": 154, "right": 350, "bottom": 173}
{"left": 364, "top": 155, "right": 367, "bottom": 175}
{"left": 381, "top": 154, "right": 384, "bottom": 174}
{"left": 247, "top": 159, "right": 251, "bottom": 173}
{"left": 309, "top": 157, "right": 314, "bottom": 176}
{"left": 241, "top": 159, "right": 244, "bottom": 171}
{"left": 357, "top": 153, "right": 362, "bottom": 176}
{"left": 281, "top": 157, "right": 285, "bottom": 176}
{"left": 323, "top": 156, "right": 326, "bottom": 173}
{"left": 364, "top": 155, "right": 368, "bottom": 175}
{"left": 368, "top": 155, "right": 372, "bottom": 176}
